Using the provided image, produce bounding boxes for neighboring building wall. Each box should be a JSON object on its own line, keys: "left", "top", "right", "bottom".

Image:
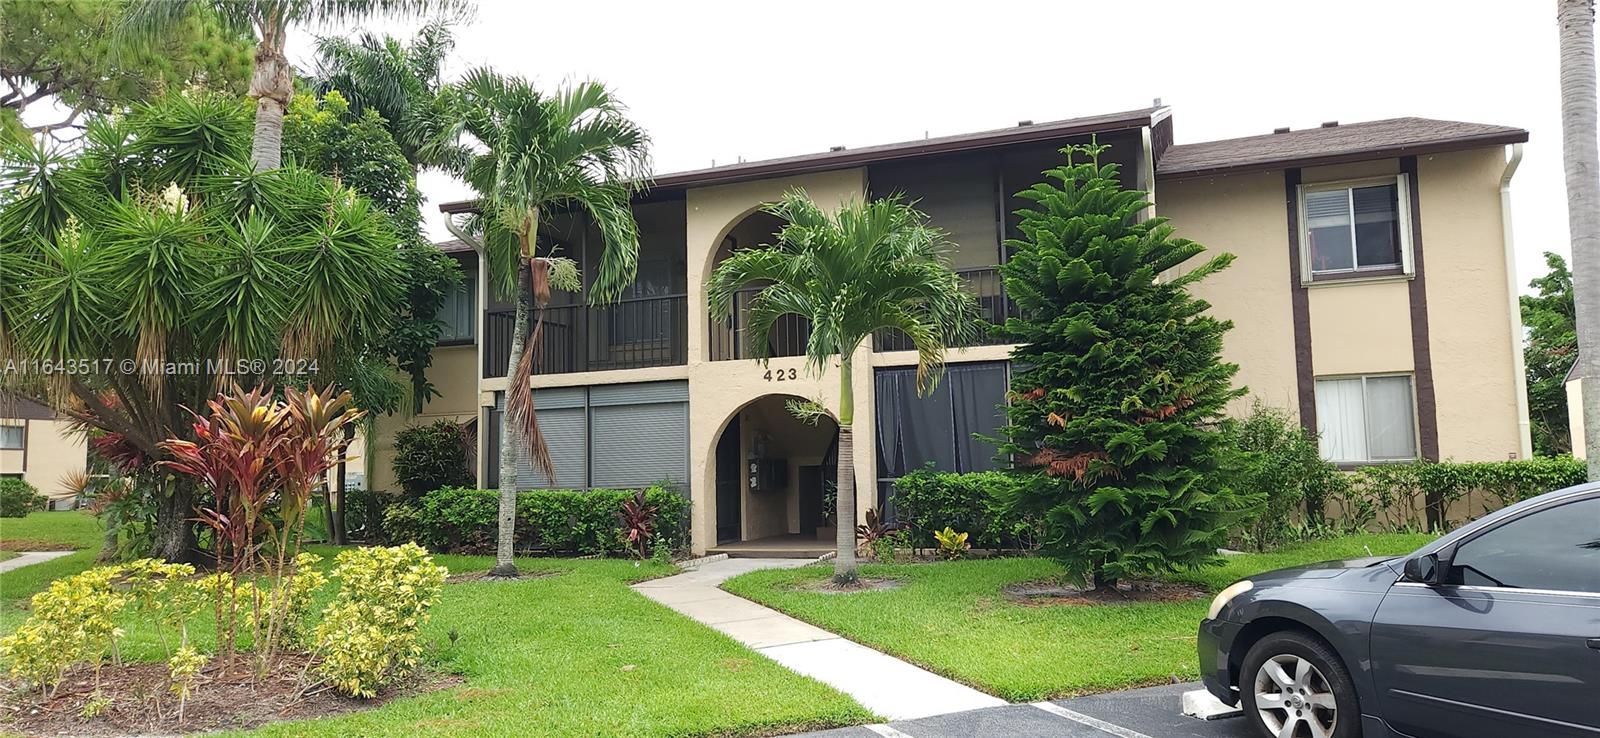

{"left": 1156, "top": 147, "right": 1525, "bottom": 463}
{"left": 1569, "top": 378, "right": 1586, "bottom": 461}
{"left": 0, "top": 417, "right": 87, "bottom": 501}
{"left": 1156, "top": 170, "right": 1299, "bottom": 416}
{"left": 1416, "top": 148, "right": 1525, "bottom": 461}
{"left": 369, "top": 344, "right": 480, "bottom": 493}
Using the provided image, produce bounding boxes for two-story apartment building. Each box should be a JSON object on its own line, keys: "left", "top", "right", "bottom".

{"left": 373, "top": 105, "right": 1530, "bottom": 556}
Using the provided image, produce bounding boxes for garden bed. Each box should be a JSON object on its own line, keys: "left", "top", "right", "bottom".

{"left": 1, "top": 655, "right": 461, "bottom": 737}
{"left": 1002, "top": 578, "right": 1207, "bottom": 606}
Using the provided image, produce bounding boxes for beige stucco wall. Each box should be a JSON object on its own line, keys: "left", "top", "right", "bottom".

{"left": 368, "top": 344, "right": 481, "bottom": 493}
{"left": 1156, "top": 170, "right": 1300, "bottom": 415}
{"left": 1155, "top": 148, "right": 1524, "bottom": 463}
{"left": 1416, "top": 148, "right": 1524, "bottom": 461}
{"left": 682, "top": 168, "right": 875, "bottom": 553}
{"left": 0, "top": 418, "right": 86, "bottom": 500}
{"left": 1569, "top": 378, "right": 1586, "bottom": 460}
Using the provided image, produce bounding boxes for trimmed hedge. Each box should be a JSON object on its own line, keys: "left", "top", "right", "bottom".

{"left": 1330, "top": 456, "right": 1588, "bottom": 533}
{"left": 891, "top": 468, "right": 1038, "bottom": 550}
{"left": 383, "top": 486, "right": 689, "bottom": 556}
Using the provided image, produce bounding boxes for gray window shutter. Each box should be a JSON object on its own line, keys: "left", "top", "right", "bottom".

{"left": 495, "top": 390, "right": 588, "bottom": 489}
{"left": 588, "top": 381, "right": 688, "bottom": 489}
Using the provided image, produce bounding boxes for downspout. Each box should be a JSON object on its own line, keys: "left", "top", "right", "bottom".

{"left": 1499, "top": 143, "right": 1533, "bottom": 459}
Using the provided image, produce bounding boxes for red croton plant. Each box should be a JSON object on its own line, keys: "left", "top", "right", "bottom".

{"left": 158, "top": 384, "right": 362, "bottom": 662}
{"left": 159, "top": 385, "right": 363, "bottom": 576}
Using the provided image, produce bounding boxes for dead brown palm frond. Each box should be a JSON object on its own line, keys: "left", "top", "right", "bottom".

{"left": 504, "top": 315, "right": 555, "bottom": 485}
{"left": 1024, "top": 448, "right": 1119, "bottom": 483}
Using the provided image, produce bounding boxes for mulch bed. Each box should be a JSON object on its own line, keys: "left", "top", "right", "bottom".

{"left": 445, "top": 568, "right": 565, "bottom": 584}
{"left": 790, "top": 576, "right": 906, "bottom": 594}
{"left": 1002, "top": 578, "right": 1207, "bottom": 606}
{"left": 0, "top": 540, "right": 77, "bottom": 552}
{"left": 0, "top": 653, "right": 460, "bottom": 737}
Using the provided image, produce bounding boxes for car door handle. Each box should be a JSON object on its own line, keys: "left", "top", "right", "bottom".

{"left": 1588, "top": 639, "right": 1600, "bottom": 650}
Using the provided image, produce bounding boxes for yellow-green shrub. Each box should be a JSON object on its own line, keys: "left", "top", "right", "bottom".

{"left": 247, "top": 552, "right": 327, "bottom": 649}
{"left": 0, "top": 565, "right": 130, "bottom": 691}
{"left": 313, "top": 543, "right": 446, "bottom": 697}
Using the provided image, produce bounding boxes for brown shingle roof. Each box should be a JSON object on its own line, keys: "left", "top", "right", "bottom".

{"left": 1157, "top": 118, "right": 1527, "bottom": 179}
{"left": 439, "top": 107, "right": 1165, "bottom": 214}
{"left": 435, "top": 238, "right": 475, "bottom": 253}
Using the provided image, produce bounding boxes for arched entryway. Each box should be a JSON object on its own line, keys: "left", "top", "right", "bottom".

{"left": 706, "top": 209, "right": 811, "bottom": 361}
{"left": 709, "top": 394, "right": 839, "bottom": 556}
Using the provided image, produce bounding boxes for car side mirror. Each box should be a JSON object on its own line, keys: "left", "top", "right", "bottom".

{"left": 1404, "top": 546, "right": 1456, "bottom": 585}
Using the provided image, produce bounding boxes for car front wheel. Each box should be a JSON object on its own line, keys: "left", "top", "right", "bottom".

{"left": 1239, "top": 631, "right": 1360, "bottom": 738}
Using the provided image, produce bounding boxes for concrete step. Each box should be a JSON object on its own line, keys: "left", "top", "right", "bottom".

{"left": 708, "top": 546, "right": 830, "bottom": 559}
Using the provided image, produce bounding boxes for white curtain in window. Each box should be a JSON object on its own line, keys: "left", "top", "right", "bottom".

{"left": 0, "top": 425, "right": 21, "bottom": 449}
{"left": 1316, "top": 378, "right": 1367, "bottom": 461}
{"left": 1364, "top": 376, "right": 1416, "bottom": 459}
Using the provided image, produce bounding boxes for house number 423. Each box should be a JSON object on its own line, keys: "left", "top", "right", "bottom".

{"left": 763, "top": 368, "right": 798, "bottom": 382}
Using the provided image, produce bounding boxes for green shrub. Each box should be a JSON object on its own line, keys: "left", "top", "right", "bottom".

{"left": 313, "top": 543, "right": 447, "bottom": 698}
{"left": 1221, "top": 401, "right": 1339, "bottom": 551}
{"left": 1332, "top": 456, "right": 1587, "bottom": 533}
{"left": 0, "top": 565, "right": 130, "bottom": 691}
{"left": 400, "top": 486, "right": 689, "bottom": 556}
{"left": 391, "top": 421, "right": 474, "bottom": 499}
{"left": 381, "top": 499, "right": 425, "bottom": 546}
{"left": 0, "top": 478, "right": 47, "bottom": 517}
{"left": 891, "top": 468, "right": 1030, "bottom": 549}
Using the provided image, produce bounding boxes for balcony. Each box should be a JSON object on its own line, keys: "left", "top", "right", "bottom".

{"left": 708, "top": 286, "right": 812, "bottom": 361}
{"left": 873, "top": 267, "right": 1014, "bottom": 352}
{"left": 484, "top": 294, "right": 687, "bottom": 378}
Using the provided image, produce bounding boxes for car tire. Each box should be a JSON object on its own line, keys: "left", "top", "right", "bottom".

{"left": 1239, "top": 630, "right": 1361, "bottom": 738}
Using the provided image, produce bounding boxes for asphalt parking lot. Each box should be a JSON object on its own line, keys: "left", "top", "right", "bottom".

{"left": 789, "top": 683, "right": 1254, "bottom": 738}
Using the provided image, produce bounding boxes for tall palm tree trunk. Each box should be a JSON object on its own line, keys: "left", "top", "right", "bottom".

{"left": 1560, "top": 0, "right": 1600, "bottom": 479}
{"left": 834, "top": 358, "right": 858, "bottom": 584}
{"left": 490, "top": 264, "right": 532, "bottom": 577}
{"left": 247, "top": 24, "right": 292, "bottom": 171}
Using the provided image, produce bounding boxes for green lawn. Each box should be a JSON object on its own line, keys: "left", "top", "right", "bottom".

{"left": 0, "top": 524, "right": 874, "bottom": 737}
{"left": 0, "top": 510, "right": 103, "bottom": 549}
{"left": 0, "top": 552, "right": 15, "bottom": 562}
{"left": 723, "top": 533, "right": 1434, "bottom": 702}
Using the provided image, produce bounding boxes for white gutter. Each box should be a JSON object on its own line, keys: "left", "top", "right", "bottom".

{"left": 1500, "top": 142, "right": 1533, "bottom": 459}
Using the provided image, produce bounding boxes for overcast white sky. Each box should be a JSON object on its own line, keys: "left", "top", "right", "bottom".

{"left": 298, "top": 0, "right": 1574, "bottom": 289}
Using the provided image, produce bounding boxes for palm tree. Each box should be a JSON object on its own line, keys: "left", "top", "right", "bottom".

{"left": 432, "top": 70, "right": 651, "bottom": 578}
{"left": 117, "top": 0, "right": 468, "bottom": 171}
{"left": 707, "top": 191, "right": 979, "bottom": 584}
{"left": 1559, "top": 0, "right": 1600, "bottom": 478}
{"left": 305, "top": 19, "right": 455, "bottom": 169}
{"left": 0, "top": 93, "right": 405, "bottom": 561}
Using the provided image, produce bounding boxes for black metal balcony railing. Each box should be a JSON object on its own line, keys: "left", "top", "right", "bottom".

{"left": 708, "top": 286, "right": 811, "bottom": 361}
{"left": 873, "top": 267, "right": 1014, "bottom": 352}
{"left": 483, "top": 294, "right": 687, "bottom": 378}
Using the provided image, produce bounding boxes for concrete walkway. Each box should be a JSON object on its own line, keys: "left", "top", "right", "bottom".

{"left": 0, "top": 550, "right": 73, "bottom": 574}
{"left": 632, "top": 557, "right": 1006, "bottom": 721}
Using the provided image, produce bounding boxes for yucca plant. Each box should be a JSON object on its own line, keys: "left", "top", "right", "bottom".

{"left": 0, "top": 92, "right": 405, "bottom": 563}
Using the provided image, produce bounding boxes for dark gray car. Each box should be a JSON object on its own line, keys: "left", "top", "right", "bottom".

{"left": 1198, "top": 483, "right": 1600, "bottom": 738}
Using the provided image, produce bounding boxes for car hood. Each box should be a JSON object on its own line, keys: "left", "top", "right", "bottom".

{"left": 1250, "top": 556, "right": 1403, "bottom": 585}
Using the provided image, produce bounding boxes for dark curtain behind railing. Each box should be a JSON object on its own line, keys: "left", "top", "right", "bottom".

{"left": 873, "top": 267, "right": 1013, "bottom": 352}
{"left": 483, "top": 294, "right": 687, "bottom": 378}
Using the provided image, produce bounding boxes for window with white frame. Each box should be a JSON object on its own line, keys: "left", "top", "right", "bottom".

{"left": 1315, "top": 375, "right": 1417, "bottom": 463}
{"left": 435, "top": 275, "right": 476, "bottom": 344}
{"left": 0, "top": 425, "right": 22, "bottom": 450}
{"left": 1301, "top": 177, "right": 1410, "bottom": 278}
